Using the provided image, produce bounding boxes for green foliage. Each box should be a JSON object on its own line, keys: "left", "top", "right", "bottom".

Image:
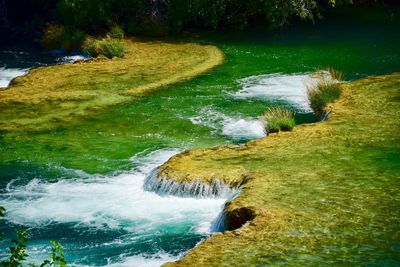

{"left": 262, "top": 107, "right": 296, "bottom": 133}
{"left": 308, "top": 81, "right": 343, "bottom": 119}
{"left": 0, "top": 206, "right": 67, "bottom": 267}
{"left": 40, "top": 241, "right": 67, "bottom": 267}
{"left": 57, "top": 0, "right": 147, "bottom": 33}
{"left": 108, "top": 25, "right": 125, "bottom": 39}
{"left": 168, "top": 0, "right": 318, "bottom": 30}
{"left": 54, "top": 0, "right": 372, "bottom": 35}
{"left": 41, "top": 24, "right": 86, "bottom": 51}
{"left": 2, "top": 229, "right": 29, "bottom": 266}
{"left": 83, "top": 38, "right": 127, "bottom": 59}
{"left": 0, "top": 206, "right": 4, "bottom": 218}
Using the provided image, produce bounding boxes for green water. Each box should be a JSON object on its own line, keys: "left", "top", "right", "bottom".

{"left": 1, "top": 6, "right": 400, "bottom": 266}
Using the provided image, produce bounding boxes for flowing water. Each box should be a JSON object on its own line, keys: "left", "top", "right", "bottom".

{"left": 1, "top": 7, "right": 400, "bottom": 266}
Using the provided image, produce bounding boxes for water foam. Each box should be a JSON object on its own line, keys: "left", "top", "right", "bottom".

{"left": 0, "top": 67, "right": 28, "bottom": 88}
{"left": 190, "top": 107, "right": 266, "bottom": 141}
{"left": 144, "top": 170, "right": 235, "bottom": 198}
{"left": 1, "top": 149, "right": 226, "bottom": 266}
{"left": 58, "top": 55, "right": 88, "bottom": 63}
{"left": 106, "top": 252, "right": 180, "bottom": 267}
{"left": 235, "top": 73, "right": 320, "bottom": 112}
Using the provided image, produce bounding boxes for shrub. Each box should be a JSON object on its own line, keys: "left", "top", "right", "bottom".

{"left": 326, "top": 67, "right": 345, "bottom": 81}
{"left": 41, "top": 24, "right": 86, "bottom": 51}
{"left": 83, "top": 38, "right": 127, "bottom": 59}
{"left": 108, "top": 25, "right": 125, "bottom": 39}
{"left": 262, "top": 107, "right": 296, "bottom": 133}
{"left": 308, "top": 81, "right": 343, "bottom": 119}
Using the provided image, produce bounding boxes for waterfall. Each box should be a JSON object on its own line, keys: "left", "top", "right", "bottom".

{"left": 143, "top": 168, "right": 236, "bottom": 198}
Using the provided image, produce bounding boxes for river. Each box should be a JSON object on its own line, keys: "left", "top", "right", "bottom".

{"left": 1, "top": 7, "right": 399, "bottom": 266}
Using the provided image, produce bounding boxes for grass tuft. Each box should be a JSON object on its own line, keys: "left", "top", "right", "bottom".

{"left": 83, "top": 38, "right": 127, "bottom": 59}
{"left": 325, "top": 67, "right": 344, "bottom": 81}
{"left": 262, "top": 107, "right": 296, "bottom": 133}
{"left": 308, "top": 81, "right": 343, "bottom": 119}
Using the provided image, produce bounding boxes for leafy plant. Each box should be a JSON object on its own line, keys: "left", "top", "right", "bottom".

{"left": 308, "top": 81, "right": 343, "bottom": 119}
{"left": 83, "top": 38, "right": 127, "bottom": 59}
{"left": 2, "top": 229, "right": 29, "bottom": 266}
{"left": 40, "top": 241, "right": 67, "bottom": 267}
{"left": 262, "top": 107, "right": 296, "bottom": 133}
{"left": 0, "top": 206, "right": 67, "bottom": 267}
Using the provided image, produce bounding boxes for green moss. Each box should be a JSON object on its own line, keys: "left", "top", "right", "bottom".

{"left": 0, "top": 39, "right": 224, "bottom": 132}
{"left": 160, "top": 73, "right": 400, "bottom": 266}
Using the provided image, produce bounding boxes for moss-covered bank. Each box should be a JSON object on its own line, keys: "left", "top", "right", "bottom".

{"left": 0, "top": 39, "right": 223, "bottom": 131}
{"left": 160, "top": 73, "right": 400, "bottom": 266}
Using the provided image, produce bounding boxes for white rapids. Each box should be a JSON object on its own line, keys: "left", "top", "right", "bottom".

{"left": 234, "top": 73, "right": 322, "bottom": 113}
{"left": 190, "top": 107, "right": 266, "bottom": 141}
{"left": 1, "top": 149, "right": 227, "bottom": 266}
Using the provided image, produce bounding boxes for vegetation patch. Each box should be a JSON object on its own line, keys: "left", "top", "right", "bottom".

{"left": 83, "top": 38, "right": 127, "bottom": 58}
{"left": 41, "top": 24, "right": 86, "bottom": 51}
{"left": 325, "top": 66, "right": 345, "bottom": 81}
{"left": 308, "top": 81, "right": 343, "bottom": 119}
{"left": 160, "top": 73, "right": 400, "bottom": 266}
{"left": 261, "top": 107, "right": 295, "bottom": 133}
{"left": 108, "top": 25, "right": 125, "bottom": 39}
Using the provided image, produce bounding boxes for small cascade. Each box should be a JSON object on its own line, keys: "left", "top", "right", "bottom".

{"left": 210, "top": 188, "right": 243, "bottom": 232}
{"left": 210, "top": 208, "right": 227, "bottom": 232}
{"left": 0, "top": 67, "right": 28, "bottom": 88}
{"left": 143, "top": 169, "right": 236, "bottom": 198}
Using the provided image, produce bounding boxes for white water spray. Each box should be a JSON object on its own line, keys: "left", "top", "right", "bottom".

{"left": 234, "top": 73, "right": 321, "bottom": 112}
{"left": 0, "top": 67, "right": 28, "bottom": 88}
{"left": 1, "top": 149, "right": 226, "bottom": 266}
{"left": 190, "top": 107, "right": 266, "bottom": 140}
{"left": 144, "top": 169, "right": 235, "bottom": 198}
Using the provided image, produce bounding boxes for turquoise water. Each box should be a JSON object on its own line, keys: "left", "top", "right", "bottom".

{"left": 1, "top": 7, "right": 400, "bottom": 266}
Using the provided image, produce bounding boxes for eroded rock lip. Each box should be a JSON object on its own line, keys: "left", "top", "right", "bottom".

{"left": 144, "top": 168, "right": 236, "bottom": 198}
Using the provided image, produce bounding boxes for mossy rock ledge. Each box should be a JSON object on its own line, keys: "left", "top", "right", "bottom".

{"left": 160, "top": 73, "right": 400, "bottom": 266}
{"left": 0, "top": 39, "right": 224, "bottom": 132}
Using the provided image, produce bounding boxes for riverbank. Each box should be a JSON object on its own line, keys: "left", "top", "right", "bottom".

{"left": 0, "top": 39, "right": 223, "bottom": 132}
{"left": 156, "top": 73, "right": 400, "bottom": 266}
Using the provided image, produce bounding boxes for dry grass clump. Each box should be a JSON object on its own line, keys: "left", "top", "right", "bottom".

{"left": 83, "top": 38, "right": 127, "bottom": 59}
{"left": 262, "top": 107, "right": 296, "bottom": 133}
{"left": 308, "top": 81, "right": 343, "bottom": 120}
{"left": 325, "top": 67, "right": 344, "bottom": 81}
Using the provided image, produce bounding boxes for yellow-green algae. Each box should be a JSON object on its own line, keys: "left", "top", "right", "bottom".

{"left": 160, "top": 73, "right": 400, "bottom": 266}
{"left": 0, "top": 39, "right": 223, "bottom": 131}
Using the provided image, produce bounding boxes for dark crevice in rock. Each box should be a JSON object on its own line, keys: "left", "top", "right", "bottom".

{"left": 224, "top": 205, "right": 257, "bottom": 231}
